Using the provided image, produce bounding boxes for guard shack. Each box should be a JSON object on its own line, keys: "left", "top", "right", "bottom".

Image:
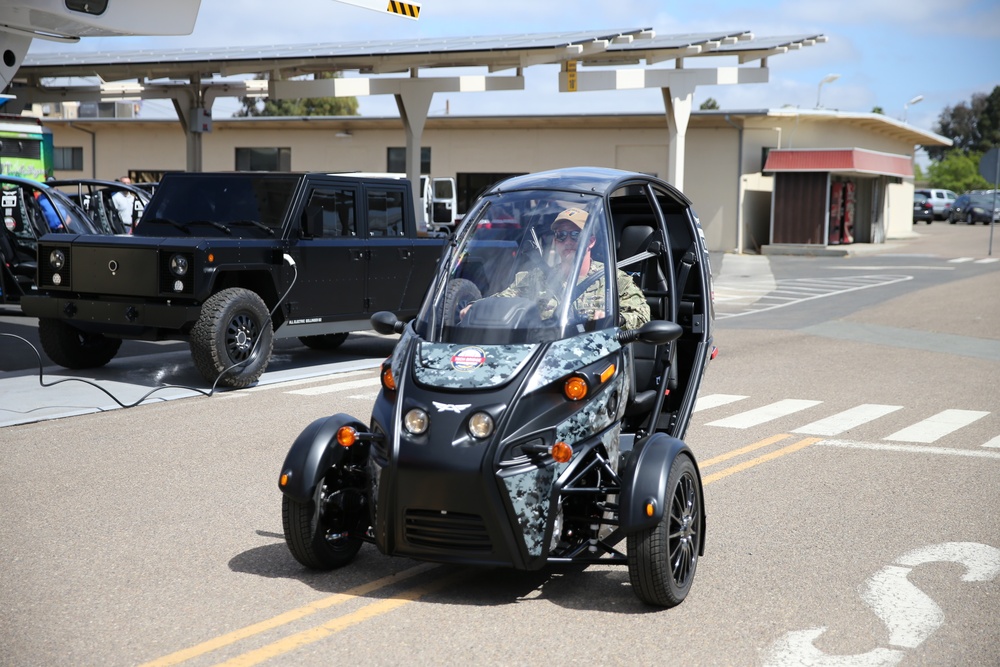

{"left": 764, "top": 148, "right": 915, "bottom": 248}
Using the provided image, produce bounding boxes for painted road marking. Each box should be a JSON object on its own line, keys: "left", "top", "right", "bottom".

{"left": 977, "top": 258, "right": 999, "bottom": 264}
{"left": 693, "top": 393, "right": 749, "bottom": 412}
{"left": 287, "top": 377, "right": 382, "bottom": 396}
{"left": 714, "top": 274, "right": 913, "bottom": 319}
{"left": 816, "top": 439, "right": 1000, "bottom": 460}
{"left": 705, "top": 399, "right": 822, "bottom": 429}
{"left": 138, "top": 564, "right": 438, "bottom": 667}
{"left": 701, "top": 437, "right": 821, "bottom": 484}
{"left": 949, "top": 257, "right": 975, "bottom": 263}
{"left": 982, "top": 435, "right": 1000, "bottom": 448}
{"left": 884, "top": 409, "right": 990, "bottom": 443}
{"left": 792, "top": 403, "right": 903, "bottom": 436}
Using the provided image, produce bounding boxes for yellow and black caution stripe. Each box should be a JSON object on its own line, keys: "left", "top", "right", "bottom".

{"left": 386, "top": 1, "right": 420, "bottom": 18}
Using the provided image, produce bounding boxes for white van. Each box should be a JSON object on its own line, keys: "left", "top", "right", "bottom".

{"left": 915, "top": 188, "right": 958, "bottom": 220}
{"left": 336, "top": 172, "right": 457, "bottom": 233}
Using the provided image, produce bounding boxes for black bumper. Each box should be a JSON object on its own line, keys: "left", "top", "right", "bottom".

{"left": 21, "top": 294, "right": 202, "bottom": 336}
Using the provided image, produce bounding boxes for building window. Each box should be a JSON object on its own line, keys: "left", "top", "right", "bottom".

{"left": 387, "top": 147, "right": 430, "bottom": 174}
{"left": 53, "top": 146, "right": 84, "bottom": 171}
{"left": 456, "top": 172, "right": 526, "bottom": 215}
{"left": 235, "top": 147, "right": 291, "bottom": 171}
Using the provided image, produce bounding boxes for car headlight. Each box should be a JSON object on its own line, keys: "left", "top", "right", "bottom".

{"left": 468, "top": 412, "right": 494, "bottom": 439}
{"left": 403, "top": 408, "right": 429, "bottom": 435}
{"left": 169, "top": 253, "right": 189, "bottom": 277}
{"left": 49, "top": 249, "right": 65, "bottom": 270}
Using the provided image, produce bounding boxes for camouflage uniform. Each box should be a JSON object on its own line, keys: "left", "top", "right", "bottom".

{"left": 495, "top": 260, "right": 650, "bottom": 329}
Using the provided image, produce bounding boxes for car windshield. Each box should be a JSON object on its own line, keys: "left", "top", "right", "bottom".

{"left": 415, "top": 189, "right": 616, "bottom": 345}
{"left": 135, "top": 174, "right": 299, "bottom": 238}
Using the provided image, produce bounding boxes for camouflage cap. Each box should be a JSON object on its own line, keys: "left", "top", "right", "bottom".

{"left": 551, "top": 207, "right": 589, "bottom": 230}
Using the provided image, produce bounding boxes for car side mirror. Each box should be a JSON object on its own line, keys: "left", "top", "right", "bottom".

{"left": 371, "top": 311, "right": 405, "bottom": 335}
{"left": 617, "top": 320, "right": 683, "bottom": 346}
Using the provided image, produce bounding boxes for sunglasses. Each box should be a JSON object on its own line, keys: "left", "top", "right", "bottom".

{"left": 553, "top": 230, "right": 582, "bottom": 242}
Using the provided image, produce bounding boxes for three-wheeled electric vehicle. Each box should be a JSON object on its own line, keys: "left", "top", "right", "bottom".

{"left": 278, "top": 167, "right": 716, "bottom": 607}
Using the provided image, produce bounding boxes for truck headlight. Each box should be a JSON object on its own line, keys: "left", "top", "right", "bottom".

{"left": 169, "top": 254, "right": 189, "bottom": 277}
{"left": 49, "top": 249, "right": 65, "bottom": 270}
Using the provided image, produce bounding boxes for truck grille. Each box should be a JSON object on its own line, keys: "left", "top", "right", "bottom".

{"left": 403, "top": 510, "right": 491, "bottom": 552}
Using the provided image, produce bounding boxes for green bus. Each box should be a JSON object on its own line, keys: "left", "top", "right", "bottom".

{"left": 0, "top": 116, "right": 54, "bottom": 182}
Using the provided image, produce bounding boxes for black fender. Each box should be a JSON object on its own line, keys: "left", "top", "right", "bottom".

{"left": 619, "top": 433, "right": 705, "bottom": 543}
{"left": 277, "top": 413, "right": 369, "bottom": 503}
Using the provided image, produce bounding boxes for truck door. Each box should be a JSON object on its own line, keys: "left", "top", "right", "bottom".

{"left": 362, "top": 183, "right": 414, "bottom": 314}
{"left": 289, "top": 183, "right": 366, "bottom": 321}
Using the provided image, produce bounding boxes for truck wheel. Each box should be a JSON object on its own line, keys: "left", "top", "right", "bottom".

{"left": 299, "top": 333, "right": 349, "bottom": 350}
{"left": 282, "top": 475, "right": 364, "bottom": 570}
{"left": 190, "top": 288, "right": 273, "bottom": 388}
{"left": 442, "top": 278, "right": 481, "bottom": 325}
{"left": 627, "top": 453, "right": 701, "bottom": 607}
{"left": 37, "top": 318, "right": 122, "bottom": 369}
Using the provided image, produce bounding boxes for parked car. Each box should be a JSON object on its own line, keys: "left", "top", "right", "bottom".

{"left": 913, "top": 192, "right": 934, "bottom": 224}
{"left": 47, "top": 178, "right": 151, "bottom": 235}
{"left": 948, "top": 193, "right": 1000, "bottom": 225}
{"left": 0, "top": 175, "right": 102, "bottom": 304}
{"left": 915, "top": 188, "right": 958, "bottom": 220}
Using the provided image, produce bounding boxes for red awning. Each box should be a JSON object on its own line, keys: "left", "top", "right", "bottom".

{"left": 763, "top": 148, "right": 913, "bottom": 178}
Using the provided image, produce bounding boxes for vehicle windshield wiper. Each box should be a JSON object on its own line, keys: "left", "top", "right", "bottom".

{"left": 228, "top": 219, "right": 275, "bottom": 236}
{"left": 187, "top": 219, "right": 232, "bottom": 235}
{"left": 144, "top": 217, "right": 192, "bottom": 234}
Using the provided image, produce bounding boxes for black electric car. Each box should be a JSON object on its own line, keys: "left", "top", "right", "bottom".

{"left": 278, "top": 167, "right": 716, "bottom": 607}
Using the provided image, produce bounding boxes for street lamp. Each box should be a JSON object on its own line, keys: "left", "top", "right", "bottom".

{"left": 816, "top": 73, "right": 841, "bottom": 108}
{"left": 903, "top": 94, "right": 924, "bottom": 122}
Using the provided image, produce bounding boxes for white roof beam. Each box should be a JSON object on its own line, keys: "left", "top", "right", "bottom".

{"left": 559, "top": 65, "right": 769, "bottom": 93}
{"left": 270, "top": 73, "right": 525, "bottom": 99}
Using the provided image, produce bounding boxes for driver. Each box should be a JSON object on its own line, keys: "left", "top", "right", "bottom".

{"left": 463, "top": 207, "right": 650, "bottom": 329}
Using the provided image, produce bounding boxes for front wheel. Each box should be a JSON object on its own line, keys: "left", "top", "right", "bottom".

{"left": 190, "top": 288, "right": 273, "bottom": 388}
{"left": 627, "top": 454, "right": 702, "bottom": 607}
{"left": 443, "top": 278, "right": 482, "bottom": 325}
{"left": 37, "top": 318, "right": 122, "bottom": 369}
{"left": 282, "top": 476, "right": 364, "bottom": 570}
{"left": 967, "top": 213, "right": 975, "bottom": 225}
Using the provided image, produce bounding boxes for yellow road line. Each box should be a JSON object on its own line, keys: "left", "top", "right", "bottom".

{"left": 702, "top": 437, "right": 821, "bottom": 485}
{"left": 699, "top": 433, "right": 793, "bottom": 468}
{"left": 139, "top": 563, "right": 437, "bottom": 667}
{"left": 212, "top": 569, "right": 468, "bottom": 667}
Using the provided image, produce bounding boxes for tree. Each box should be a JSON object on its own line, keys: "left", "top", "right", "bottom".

{"left": 926, "top": 150, "right": 990, "bottom": 193}
{"left": 927, "top": 86, "right": 1000, "bottom": 161}
{"left": 699, "top": 98, "right": 719, "bottom": 110}
{"left": 871, "top": 105, "right": 884, "bottom": 115}
{"left": 235, "top": 72, "right": 359, "bottom": 117}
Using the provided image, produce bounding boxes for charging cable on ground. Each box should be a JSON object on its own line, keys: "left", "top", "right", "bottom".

{"left": 0, "top": 254, "right": 298, "bottom": 409}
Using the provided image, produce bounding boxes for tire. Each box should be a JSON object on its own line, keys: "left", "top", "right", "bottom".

{"left": 37, "top": 318, "right": 122, "bottom": 369}
{"left": 189, "top": 287, "right": 273, "bottom": 388}
{"left": 282, "top": 475, "right": 364, "bottom": 570}
{"left": 967, "top": 213, "right": 974, "bottom": 225}
{"left": 299, "top": 333, "right": 349, "bottom": 350}
{"left": 949, "top": 215, "right": 957, "bottom": 224}
{"left": 627, "top": 453, "right": 702, "bottom": 607}
{"left": 442, "top": 278, "right": 482, "bottom": 325}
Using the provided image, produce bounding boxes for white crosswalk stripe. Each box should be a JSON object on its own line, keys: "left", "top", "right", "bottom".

{"left": 705, "top": 399, "right": 822, "bottom": 429}
{"left": 792, "top": 403, "right": 903, "bottom": 436}
{"left": 949, "top": 257, "right": 975, "bottom": 263}
{"left": 713, "top": 274, "right": 912, "bottom": 319}
{"left": 884, "top": 409, "right": 990, "bottom": 443}
{"left": 696, "top": 394, "right": 997, "bottom": 449}
{"left": 287, "top": 377, "right": 381, "bottom": 395}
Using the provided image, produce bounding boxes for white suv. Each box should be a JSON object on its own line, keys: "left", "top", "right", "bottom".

{"left": 915, "top": 188, "right": 958, "bottom": 220}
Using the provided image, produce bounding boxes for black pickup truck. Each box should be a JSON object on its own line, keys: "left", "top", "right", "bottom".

{"left": 21, "top": 172, "right": 447, "bottom": 387}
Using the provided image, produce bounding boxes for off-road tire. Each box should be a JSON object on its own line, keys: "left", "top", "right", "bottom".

{"left": 299, "top": 333, "right": 349, "bottom": 350}
{"left": 282, "top": 480, "right": 364, "bottom": 570}
{"left": 37, "top": 318, "right": 122, "bottom": 369}
{"left": 190, "top": 287, "right": 273, "bottom": 388}
{"left": 627, "top": 453, "right": 702, "bottom": 607}
{"left": 443, "top": 278, "right": 482, "bottom": 325}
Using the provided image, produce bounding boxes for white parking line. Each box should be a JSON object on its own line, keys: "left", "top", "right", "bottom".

{"left": 287, "top": 377, "right": 382, "bottom": 395}
{"left": 706, "top": 399, "right": 822, "bottom": 429}
{"left": 792, "top": 404, "right": 903, "bottom": 436}
{"left": 976, "top": 258, "right": 999, "bottom": 264}
{"left": 884, "top": 409, "right": 990, "bottom": 443}
{"left": 817, "top": 439, "right": 1000, "bottom": 460}
{"left": 949, "top": 257, "right": 975, "bottom": 263}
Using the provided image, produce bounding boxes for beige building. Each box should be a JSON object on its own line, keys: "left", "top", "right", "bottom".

{"left": 38, "top": 109, "right": 949, "bottom": 253}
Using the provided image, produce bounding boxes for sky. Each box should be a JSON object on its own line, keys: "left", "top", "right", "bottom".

{"left": 23, "top": 0, "right": 1000, "bottom": 138}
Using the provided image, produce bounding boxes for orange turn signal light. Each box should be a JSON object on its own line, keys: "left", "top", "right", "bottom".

{"left": 279, "top": 471, "right": 291, "bottom": 487}
{"left": 645, "top": 501, "right": 656, "bottom": 517}
{"left": 600, "top": 364, "right": 615, "bottom": 383}
{"left": 381, "top": 365, "right": 396, "bottom": 391}
{"left": 551, "top": 441, "right": 573, "bottom": 463}
{"left": 336, "top": 426, "right": 358, "bottom": 447}
{"left": 563, "top": 376, "right": 588, "bottom": 401}
{"left": 207, "top": 253, "right": 215, "bottom": 263}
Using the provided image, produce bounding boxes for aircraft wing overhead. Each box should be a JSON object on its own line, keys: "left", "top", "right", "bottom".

{"left": 331, "top": 0, "right": 421, "bottom": 20}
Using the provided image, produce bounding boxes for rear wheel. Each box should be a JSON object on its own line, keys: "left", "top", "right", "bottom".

{"left": 282, "top": 474, "right": 364, "bottom": 570}
{"left": 299, "top": 333, "right": 349, "bottom": 350}
{"left": 37, "top": 318, "right": 121, "bottom": 369}
{"left": 190, "top": 288, "right": 273, "bottom": 388}
{"left": 627, "top": 453, "right": 702, "bottom": 607}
